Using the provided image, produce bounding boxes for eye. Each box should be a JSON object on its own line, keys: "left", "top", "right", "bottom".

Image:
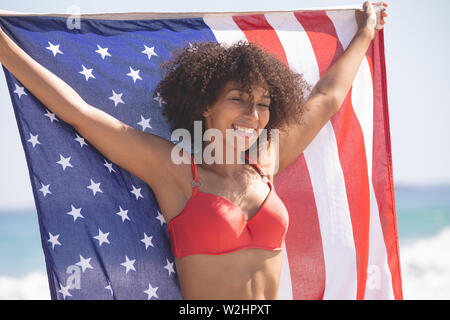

{"left": 231, "top": 97, "right": 244, "bottom": 102}
{"left": 258, "top": 103, "right": 270, "bottom": 109}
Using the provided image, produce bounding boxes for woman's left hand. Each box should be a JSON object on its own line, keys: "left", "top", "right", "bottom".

{"left": 356, "top": 1, "right": 389, "bottom": 40}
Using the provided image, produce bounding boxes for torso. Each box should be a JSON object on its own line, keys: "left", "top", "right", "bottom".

{"left": 152, "top": 146, "right": 283, "bottom": 299}
{"left": 175, "top": 246, "right": 283, "bottom": 299}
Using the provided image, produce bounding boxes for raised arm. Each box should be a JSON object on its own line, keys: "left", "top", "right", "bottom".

{"left": 0, "top": 23, "right": 179, "bottom": 190}
{"left": 276, "top": 1, "right": 388, "bottom": 174}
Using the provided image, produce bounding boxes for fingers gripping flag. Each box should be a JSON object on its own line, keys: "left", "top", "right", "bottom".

{"left": 0, "top": 7, "right": 402, "bottom": 300}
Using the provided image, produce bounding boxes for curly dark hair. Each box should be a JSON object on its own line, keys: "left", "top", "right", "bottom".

{"left": 154, "top": 40, "right": 311, "bottom": 147}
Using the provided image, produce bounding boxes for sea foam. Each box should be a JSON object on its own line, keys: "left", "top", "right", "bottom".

{"left": 400, "top": 226, "right": 450, "bottom": 299}
{"left": 0, "top": 271, "right": 50, "bottom": 300}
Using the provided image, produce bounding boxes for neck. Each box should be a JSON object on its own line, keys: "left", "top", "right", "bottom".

{"left": 197, "top": 140, "right": 248, "bottom": 178}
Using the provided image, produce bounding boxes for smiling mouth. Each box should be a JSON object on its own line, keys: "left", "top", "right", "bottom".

{"left": 231, "top": 123, "right": 257, "bottom": 138}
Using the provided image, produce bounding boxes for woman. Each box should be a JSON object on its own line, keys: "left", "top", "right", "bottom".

{"left": 0, "top": 2, "right": 388, "bottom": 299}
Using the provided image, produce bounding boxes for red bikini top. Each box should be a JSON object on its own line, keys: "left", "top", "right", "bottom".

{"left": 167, "top": 154, "right": 289, "bottom": 258}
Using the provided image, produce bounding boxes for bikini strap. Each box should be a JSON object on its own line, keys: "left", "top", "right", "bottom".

{"left": 245, "top": 153, "right": 271, "bottom": 187}
{"left": 190, "top": 154, "right": 200, "bottom": 194}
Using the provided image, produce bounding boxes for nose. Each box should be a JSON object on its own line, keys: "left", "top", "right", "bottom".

{"left": 243, "top": 103, "right": 259, "bottom": 120}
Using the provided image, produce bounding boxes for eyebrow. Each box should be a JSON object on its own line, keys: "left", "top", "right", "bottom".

{"left": 228, "top": 87, "right": 271, "bottom": 99}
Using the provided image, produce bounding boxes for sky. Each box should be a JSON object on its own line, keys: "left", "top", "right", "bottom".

{"left": 0, "top": 0, "right": 449, "bottom": 211}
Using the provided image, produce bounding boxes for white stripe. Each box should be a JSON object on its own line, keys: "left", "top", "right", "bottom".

{"left": 305, "top": 123, "right": 358, "bottom": 300}
{"left": 329, "top": 10, "right": 395, "bottom": 299}
{"left": 203, "top": 14, "right": 295, "bottom": 299}
{"left": 354, "top": 59, "right": 394, "bottom": 301}
{"left": 203, "top": 15, "right": 247, "bottom": 46}
{"left": 326, "top": 10, "right": 358, "bottom": 50}
{"left": 264, "top": 12, "right": 319, "bottom": 87}
{"left": 351, "top": 58, "right": 374, "bottom": 186}
{"left": 353, "top": 59, "right": 395, "bottom": 299}
{"left": 265, "top": 12, "right": 357, "bottom": 299}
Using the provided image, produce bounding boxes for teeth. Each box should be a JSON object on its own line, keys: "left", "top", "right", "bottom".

{"left": 233, "top": 124, "right": 255, "bottom": 134}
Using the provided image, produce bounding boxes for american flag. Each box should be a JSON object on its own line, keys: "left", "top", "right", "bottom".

{"left": 0, "top": 6, "right": 402, "bottom": 300}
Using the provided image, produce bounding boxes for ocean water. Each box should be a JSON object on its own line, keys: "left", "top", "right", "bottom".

{"left": 0, "top": 184, "right": 449, "bottom": 300}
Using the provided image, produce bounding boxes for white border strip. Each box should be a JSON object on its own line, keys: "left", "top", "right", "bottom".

{"left": 0, "top": 6, "right": 360, "bottom": 20}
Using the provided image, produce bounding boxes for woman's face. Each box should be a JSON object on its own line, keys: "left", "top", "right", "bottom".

{"left": 202, "top": 81, "right": 271, "bottom": 156}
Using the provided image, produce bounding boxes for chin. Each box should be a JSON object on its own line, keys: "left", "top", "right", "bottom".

{"left": 235, "top": 137, "right": 257, "bottom": 153}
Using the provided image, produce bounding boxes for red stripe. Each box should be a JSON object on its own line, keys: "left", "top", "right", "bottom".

{"left": 366, "top": 30, "right": 403, "bottom": 299}
{"left": 295, "top": 11, "right": 371, "bottom": 300}
{"left": 275, "top": 157, "right": 326, "bottom": 300}
{"left": 232, "top": 14, "right": 288, "bottom": 65}
{"left": 233, "top": 13, "right": 326, "bottom": 299}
